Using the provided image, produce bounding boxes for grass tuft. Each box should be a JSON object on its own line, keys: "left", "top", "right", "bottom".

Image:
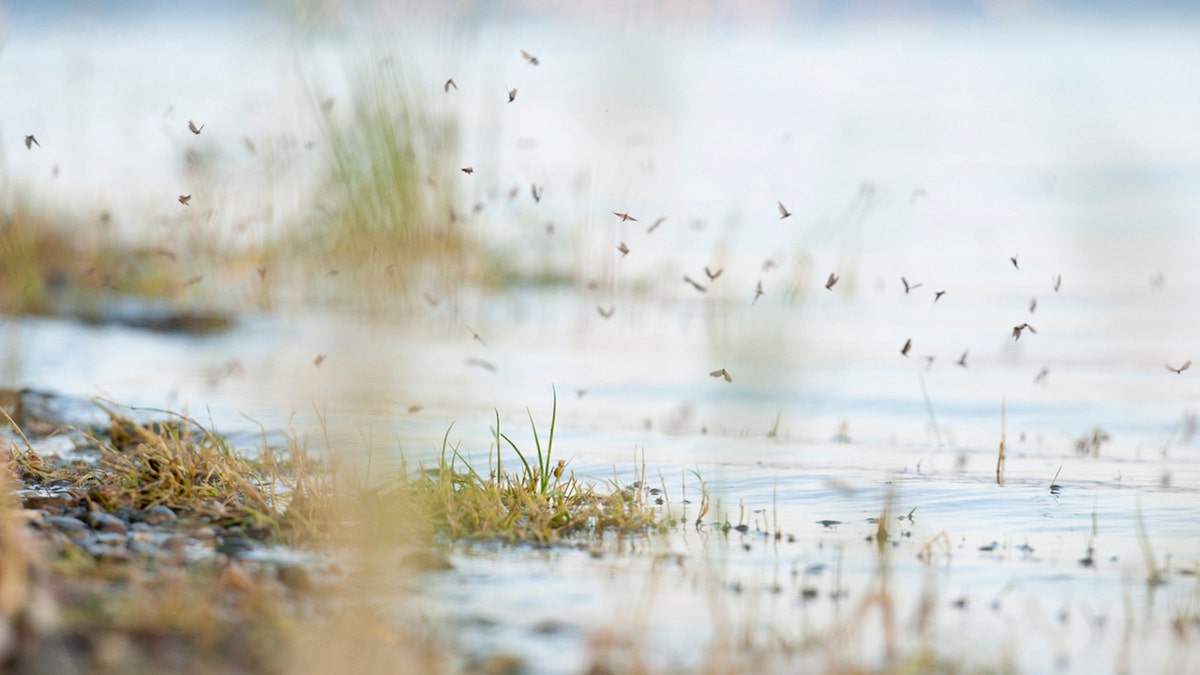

{"left": 356, "top": 390, "right": 668, "bottom": 545}
{"left": 290, "top": 48, "right": 478, "bottom": 307}
{"left": 94, "top": 412, "right": 278, "bottom": 529}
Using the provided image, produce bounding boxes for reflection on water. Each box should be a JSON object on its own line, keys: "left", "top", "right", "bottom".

{"left": 3, "top": 2, "right": 1200, "bottom": 672}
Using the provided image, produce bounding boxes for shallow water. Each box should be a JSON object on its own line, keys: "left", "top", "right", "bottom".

{"left": 3, "top": 3, "right": 1200, "bottom": 672}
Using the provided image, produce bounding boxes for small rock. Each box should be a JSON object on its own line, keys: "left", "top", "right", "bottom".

{"left": 85, "top": 512, "right": 127, "bottom": 535}
{"left": 217, "top": 537, "right": 256, "bottom": 558}
{"left": 101, "top": 549, "right": 135, "bottom": 565}
{"left": 189, "top": 526, "right": 217, "bottom": 543}
{"left": 18, "top": 489, "right": 76, "bottom": 512}
{"left": 143, "top": 505, "right": 177, "bottom": 525}
{"left": 62, "top": 507, "right": 89, "bottom": 520}
{"left": 128, "top": 539, "right": 165, "bottom": 558}
{"left": 85, "top": 543, "right": 132, "bottom": 564}
{"left": 112, "top": 507, "right": 141, "bottom": 522}
{"left": 92, "top": 533, "right": 127, "bottom": 546}
{"left": 41, "top": 516, "right": 87, "bottom": 534}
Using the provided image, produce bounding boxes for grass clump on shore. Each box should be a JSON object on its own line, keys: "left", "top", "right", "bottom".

{"left": 91, "top": 412, "right": 287, "bottom": 531}
{"left": 6, "top": 405, "right": 321, "bottom": 541}
{"left": 358, "top": 389, "right": 670, "bottom": 545}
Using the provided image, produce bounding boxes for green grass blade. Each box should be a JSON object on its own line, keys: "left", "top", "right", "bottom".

{"left": 527, "top": 408, "right": 543, "bottom": 489}
{"left": 499, "top": 431, "right": 533, "bottom": 484}
{"left": 544, "top": 385, "right": 557, "bottom": 492}
{"left": 439, "top": 422, "right": 456, "bottom": 475}
{"left": 492, "top": 409, "right": 503, "bottom": 485}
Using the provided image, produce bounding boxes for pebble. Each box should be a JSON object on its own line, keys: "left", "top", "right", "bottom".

{"left": 92, "top": 533, "right": 127, "bottom": 546}
{"left": 129, "top": 539, "right": 165, "bottom": 558}
{"left": 217, "top": 537, "right": 256, "bottom": 558}
{"left": 41, "top": 515, "right": 88, "bottom": 534}
{"left": 18, "top": 489, "right": 77, "bottom": 512}
{"left": 143, "top": 505, "right": 177, "bottom": 525}
{"left": 112, "top": 507, "right": 142, "bottom": 523}
{"left": 85, "top": 543, "right": 132, "bottom": 565}
{"left": 85, "top": 511, "right": 128, "bottom": 535}
{"left": 128, "top": 531, "right": 156, "bottom": 544}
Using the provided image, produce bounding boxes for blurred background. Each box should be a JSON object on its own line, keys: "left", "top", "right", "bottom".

{"left": 1, "top": 0, "right": 1198, "bottom": 464}
{"left": 4, "top": 2, "right": 1200, "bottom": 673}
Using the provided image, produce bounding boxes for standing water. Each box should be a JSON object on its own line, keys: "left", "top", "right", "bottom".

{"left": 1, "top": 2, "right": 1198, "bottom": 672}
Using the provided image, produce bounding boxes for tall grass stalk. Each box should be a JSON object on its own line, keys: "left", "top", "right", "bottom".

{"left": 298, "top": 46, "right": 472, "bottom": 305}
{"left": 498, "top": 386, "right": 560, "bottom": 495}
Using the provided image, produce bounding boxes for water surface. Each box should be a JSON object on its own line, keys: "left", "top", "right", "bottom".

{"left": 2, "top": 4, "right": 1199, "bottom": 672}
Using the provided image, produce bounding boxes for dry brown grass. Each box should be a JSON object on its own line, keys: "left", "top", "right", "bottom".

{"left": 79, "top": 411, "right": 285, "bottom": 532}
{"left": 0, "top": 201, "right": 186, "bottom": 315}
